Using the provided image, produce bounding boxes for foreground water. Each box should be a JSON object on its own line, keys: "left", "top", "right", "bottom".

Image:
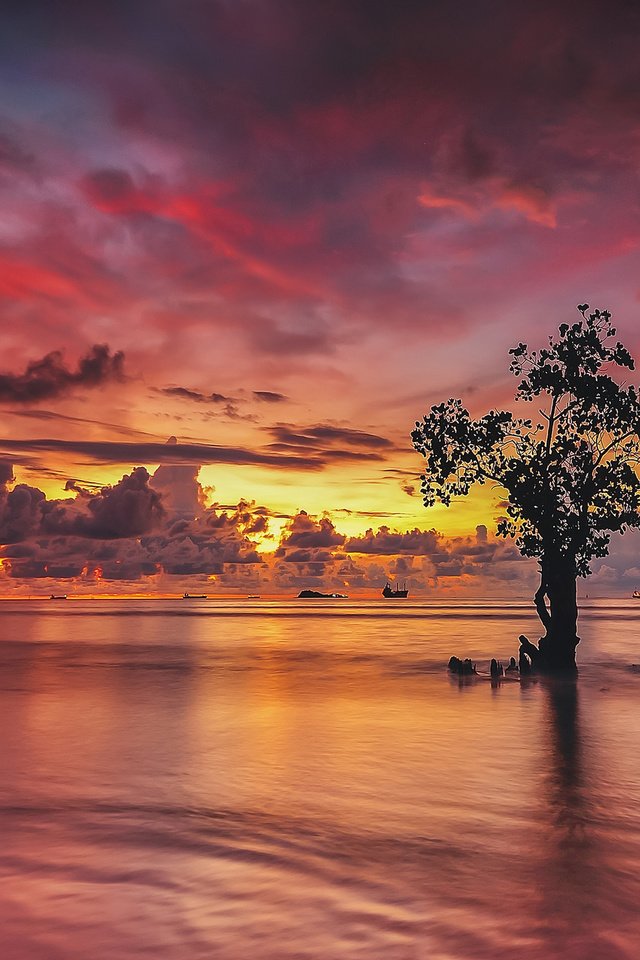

{"left": 0, "top": 598, "right": 639, "bottom": 959}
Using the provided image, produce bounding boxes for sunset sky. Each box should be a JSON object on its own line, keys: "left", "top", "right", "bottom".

{"left": 0, "top": 0, "right": 639, "bottom": 595}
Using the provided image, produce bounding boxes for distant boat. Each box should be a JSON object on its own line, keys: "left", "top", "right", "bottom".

{"left": 633, "top": 591, "right": 640, "bottom": 599}
{"left": 297, "top": 590, "right": 348, "bottom": 599}
{"left": 49, "top": 594, "right": 67, "bottom": 600}
{"left": 247, "top": 595, "right": 261, "bottom": 599}
{"left": 382, "top": 581, "right": 408, "bottom": 599}
{"left": 183, "top": 592, "right": 207, "bottom": 599}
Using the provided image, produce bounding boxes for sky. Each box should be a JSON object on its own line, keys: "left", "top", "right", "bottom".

{"left": 0, "top": 0, "right": 638, "bottom": 596}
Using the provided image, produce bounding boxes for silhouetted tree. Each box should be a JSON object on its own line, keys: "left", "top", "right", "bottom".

{"left": 412, "top": 306, "right": 640, "bottom": 672}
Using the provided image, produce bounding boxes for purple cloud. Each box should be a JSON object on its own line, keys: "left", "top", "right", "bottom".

{"left": 0, "top": 345, "right": 125, "bottom": 404}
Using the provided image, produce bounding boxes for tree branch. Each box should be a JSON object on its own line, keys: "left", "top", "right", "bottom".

{"left": 554, "top": 398, "right": 580, "bottom": 421}
{"left": 545, "top": 392, "right": 561, "bottom": 459}
{"left": 594, "top": 430, "right": 638, "bottom": 468}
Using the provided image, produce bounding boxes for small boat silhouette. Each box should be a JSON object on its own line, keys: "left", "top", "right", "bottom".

{"left": 183, "top": 592, "right": 207, "bottom": 599}
{"left": 49, "top": 594, "right": 67, "bottom": 600}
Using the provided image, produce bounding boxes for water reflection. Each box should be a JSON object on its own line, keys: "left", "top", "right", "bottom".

{"left": 1, "top": 603, "right": 640, "bottom": 959}
{"left": 539, "top": 680, "right": 630, "bottom": 959}
{"left": 545, "top": 679, "right": 585, "bottom": 837}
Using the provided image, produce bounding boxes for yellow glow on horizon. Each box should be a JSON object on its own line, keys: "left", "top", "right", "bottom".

{"left": 13, "top": 457, "right": 506, "bottom": 540}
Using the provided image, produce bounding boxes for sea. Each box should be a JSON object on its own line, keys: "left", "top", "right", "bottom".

{"left": 0, "top": 598, "right": 639, "bottom": 960}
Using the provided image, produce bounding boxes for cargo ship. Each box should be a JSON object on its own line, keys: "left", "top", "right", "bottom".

{"left": 382, "top": 582, "right": 408, "bottom": 599}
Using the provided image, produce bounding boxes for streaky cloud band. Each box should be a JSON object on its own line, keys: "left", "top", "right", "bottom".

{"left": 0, "top": 437, "right": 328, "bottom": 470}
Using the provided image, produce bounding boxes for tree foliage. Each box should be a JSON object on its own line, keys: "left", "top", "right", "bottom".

{"left": 411, "top": 306, "right": 640, "bottom": 578}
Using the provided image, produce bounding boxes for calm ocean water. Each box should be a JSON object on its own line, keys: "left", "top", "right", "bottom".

{"left": 0, "top": 598, "right": 639, "bottom": 959}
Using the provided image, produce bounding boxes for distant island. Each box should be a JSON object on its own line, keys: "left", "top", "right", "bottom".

{"left": 297, "top": 590, "right": 348, "bottom": 599}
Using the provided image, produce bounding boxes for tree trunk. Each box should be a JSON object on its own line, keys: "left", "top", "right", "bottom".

{"left": 524, "top": 556, "right": 580, "bottom": 673}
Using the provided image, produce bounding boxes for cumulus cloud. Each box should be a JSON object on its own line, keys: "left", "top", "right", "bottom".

{"left": 151, "top": 460, "right": 203, "bottom": 518}
{"left": 0, "top": 455, "right": 628, "bottom": 596}
{"left": 46, "top": 467, "right": 165, "bottom": 539}
{"left": 267, "top": 510, "right": 534, "bottom": 595}
{"left": 0, "top": 345, "right": 125, "bottom": 404}
{"left": 338, "top": 520, "right": 529, "bottom": 591}
{"left": 346, "top": 526, "right": 439, "bottom": 555}
{"left": 143, "top": 504, "right": 262, "bottom": 576}
{"left": 0, "top": 466, "right": 164, "bottom": 544}
{"left": 275, "top": 511, "right": 345, "bottom": 563}
{"left": 589, "top": 529, "right": 640, "bottom": 595}
{"left": 0, "top": 480, "right": 46, "bottom": 544}
{"left": 0, "top": 467, "right": 532, "bottom": 591}
{"left": 0, "top": 454, "right": 265, "bottom": 584}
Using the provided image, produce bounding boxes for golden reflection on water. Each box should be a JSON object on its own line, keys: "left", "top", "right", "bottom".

{"left": 0, "top": 601, "right": 640, "bottom": 959}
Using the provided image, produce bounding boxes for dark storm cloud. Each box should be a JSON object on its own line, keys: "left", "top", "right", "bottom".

{"left": 0, "top": 346, "right": 125, "bottom": 404}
